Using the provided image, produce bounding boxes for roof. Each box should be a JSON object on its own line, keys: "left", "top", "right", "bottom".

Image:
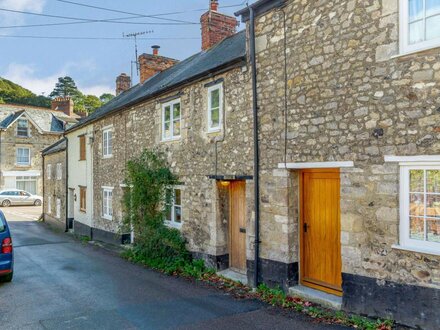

{"left": 67, "top": 30, "right": 246, "bottom": 133}
{"left": 0, "top": 104, "right": 78, "bottom": 133}
{"left": 42, "top": 138, "right": 67, "bottom": 156}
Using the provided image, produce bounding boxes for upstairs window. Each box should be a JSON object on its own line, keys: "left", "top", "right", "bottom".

{"left": 56, "top": 163, "right": 62, "bottom": 180}
{"left": 165, "top": 188, "right": 182, "bottom": 228}
{"left": 400, "top": 165, "right": 440, "bottom": 252}
{"left": 79, "top": 135, "right": 86, "bottom": 161}
{"left": 162, "top": 100, "right": 181, "bottom": 141}
{"left": 103, "top": 129, "right": 113, "bottom": 158}
{"left": 17, "top": 119, "right": 29, "bottom": 137}
{"left": 207, "top": 84, "right": 223, "bottom": 132}
{"left": 16, "top": 148, "right": 30, "bottom": 166}
{"left": 400, "top": 0, "right": 440, "bottom": 53}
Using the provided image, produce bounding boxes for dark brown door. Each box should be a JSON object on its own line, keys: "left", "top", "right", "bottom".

{"left": 229, "top": 181, "right": 246, "bottom": 271}
{"left": 300, "top": 169, "right": 342, "bottom": 296}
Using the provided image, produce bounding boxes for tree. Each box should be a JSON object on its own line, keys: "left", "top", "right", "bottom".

{"left": 49, "top": 76, "right": 82, "bottom": 99}
{"left": 99, "top": 93, "right": 115, "bottom": 104}
{"left": 83, "top": 95, "right": 102, "bottom": 114}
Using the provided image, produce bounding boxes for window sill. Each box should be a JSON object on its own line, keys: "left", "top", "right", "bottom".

{"left": 103, "top": 155, "right": 113, "bottom": 159}
{"left": 207, "top": 128, "right": 222, "bottom": 134}
{"left": 392, "top": 45, "right": 440, "bottom": 60}
{"left": 16, "top": 164, "right": 31, "bottom": 167}
{"left": 165, "top": 220, "right": 182, "bottom": 230}
{"left": 102, "top": 215, "right": 113, "bottom": 221}
{"left": 391, "top": 244, "right": 440, "bottom": 257}
{"left": 161, "top": 137, "right": 181, "bottom": 143}
{"left": 79, "top": 209, "right": 86, "bottom": 213}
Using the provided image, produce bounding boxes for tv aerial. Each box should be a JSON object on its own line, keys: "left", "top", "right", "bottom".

{"left": 123, "top": 30, "right": 154, "bottom": 79}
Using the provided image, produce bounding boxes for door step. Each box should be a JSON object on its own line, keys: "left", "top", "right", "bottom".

{"left": 288, "top": 285, "right": 342, "bottom": 310}
{"left": 217, "top": 269, "right": 248, "bottom": 285}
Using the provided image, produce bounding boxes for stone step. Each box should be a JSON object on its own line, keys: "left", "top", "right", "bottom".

{"left": 288, "top": 285, "right": 342, "bottom": 310}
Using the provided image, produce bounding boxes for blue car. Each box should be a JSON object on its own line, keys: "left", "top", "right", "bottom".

{"left": 0, "top": 211, "right": 13, "bottom": 282}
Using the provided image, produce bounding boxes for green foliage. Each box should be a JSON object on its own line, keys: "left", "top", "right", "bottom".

{"left": 49, "top": 76, "right": 82, "bottom": 99}
{"left": 122, "top": 149, "right": 192, "bottom": 273}
{"left": 0, "top": 77, "right": 51, "bottom": 108}
{"left": 99, "top": 93, "right": 115, "bottom": 104}
{"left": 256, "top": 285, "right": 393, "bottom": 330}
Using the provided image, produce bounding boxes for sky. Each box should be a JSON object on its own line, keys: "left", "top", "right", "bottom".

{"left": 0, "top": 0, "right": 251, "bottom": 97}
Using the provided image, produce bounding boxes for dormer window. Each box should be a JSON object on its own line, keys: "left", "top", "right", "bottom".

{"left": 400, "top": 0, "right": 440, "bottom": 54}
{"left": 17, "top": 119, "right": 29, "bottom": 137}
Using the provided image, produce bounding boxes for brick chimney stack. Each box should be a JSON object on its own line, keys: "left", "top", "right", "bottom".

{"left": 201, "top": 0, "right": 238, "bottom": 51}
{"left": 138, "top": 46, "right": 179, "bottom": 84}
{"left": 51, "top": 97, "right": 74, "bottom": 117}
{"left": 116, "top": 73, "right": 131, "bottom": 96}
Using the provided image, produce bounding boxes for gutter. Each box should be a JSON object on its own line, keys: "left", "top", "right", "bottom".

{"left": 249, "top": 7, "right": 260, "bottom": 289}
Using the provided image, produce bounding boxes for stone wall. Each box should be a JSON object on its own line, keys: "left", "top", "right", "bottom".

{"left": 43, "top": 149, "right": 66, "bottom": 229}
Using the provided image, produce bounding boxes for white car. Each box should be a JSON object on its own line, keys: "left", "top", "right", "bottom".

{"left": 0, "top": 189, "right": 43, "bottom": 207}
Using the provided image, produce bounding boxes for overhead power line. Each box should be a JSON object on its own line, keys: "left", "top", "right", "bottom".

{"left": 0, "top": 34, "right": 199, "bottom": 41}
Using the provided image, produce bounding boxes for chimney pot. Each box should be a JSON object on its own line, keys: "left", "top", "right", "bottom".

{"left": 210, "top": 0, "right": 219, "bottom": 11}
{"left": 152, "top": 45, "right": 160, "bottom": 56}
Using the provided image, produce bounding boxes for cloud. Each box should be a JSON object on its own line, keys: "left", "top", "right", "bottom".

{"left": 2, "top": 62, "right": 113, "bottom": 97}
{"left": 0, "top": 0, "right": 47, "bottom": 31}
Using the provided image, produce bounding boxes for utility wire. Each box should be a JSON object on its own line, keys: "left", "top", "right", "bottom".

{"left": 0, "top": 34, "right": 199, "bottom": 40}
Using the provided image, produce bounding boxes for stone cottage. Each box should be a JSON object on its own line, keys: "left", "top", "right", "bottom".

{"left": 60, "top": 0, "right": 440, "bottom": 328}
{"left": 234, "top": 0, "right": 440, "bottom": 328}
{"left": 42, "top": 138, "right": 67, "bottom": 230}
{"left": 0, "top": 99, "right": 78, "bottom": 197}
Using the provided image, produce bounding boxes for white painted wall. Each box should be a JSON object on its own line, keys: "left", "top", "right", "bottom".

{"left": 66, "top": 125, "right": 94, "bottom": 227}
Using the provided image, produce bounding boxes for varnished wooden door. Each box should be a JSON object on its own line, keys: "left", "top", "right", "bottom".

{"left": 300, "top": 169, "right": 342, "bottom": 296}
{"left": 229, "top": 181, "right": 246, "bottom": 272}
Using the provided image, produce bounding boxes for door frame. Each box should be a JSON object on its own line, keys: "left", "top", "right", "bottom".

{"left": 299, "top": 168, "right": 342, "bottom": 296}
{"left": 228, "top": 180, "right": 247, "bottom": 273}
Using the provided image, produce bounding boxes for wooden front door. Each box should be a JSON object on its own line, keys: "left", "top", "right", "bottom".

{"left": 300, "top": 169, "right": 342, "bottom": 296}
{"left": 229, "top": 181, "right": 246, "bottom": 272}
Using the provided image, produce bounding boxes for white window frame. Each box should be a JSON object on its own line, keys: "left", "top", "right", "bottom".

{"left": 164, "top": 187, "right": 182, "bottom": 229}
{"left": 102, "top": 187, "right": 113, "bottom": 220}
{"left": 207, "top": 84, "right": 223, "bottom": 133}
{"left": 161, "top": 99, "right": 181, "bottom": 141}
{"left": 56, "top": 198, "right": 61, "bottom": 219}
{"left": 16, "top": 119, "right": 29, "bottom": 137}
{"left": 47, "top": 164, "right": 52, "bottom": 180}
{"left": 400, "top": 0, "right": 440, "bottom": 54}
{"left": 399, "top": 164, "right": 440, "bottom": 253}
{"left": 56, "top": 163, "right": 62, "bottom": 180}
{"left": 47, "top": 196, "right": 52, "bottom": 214}
{"left": 16, "top": 147, "right": 30, "bottom": 166}
{"left": 102, "top": 128, "right": 113, "bottom": 158}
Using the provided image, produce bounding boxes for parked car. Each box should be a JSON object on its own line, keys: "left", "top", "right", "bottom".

{"left": 0, "top": 211, "right": 13, "bottom": 282}
{"left": 0, "top": 189, "right": 42, "bottom": 207}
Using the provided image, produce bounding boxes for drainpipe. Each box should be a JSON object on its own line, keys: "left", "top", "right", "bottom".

{"left": 42, "top": 147, "right": 45, "bottom": 223}
{"left": 64, "top": 136, "right": 69, "bottom": 232}
{"left": 249, "top": 6, "right": 260, "bottom": 289}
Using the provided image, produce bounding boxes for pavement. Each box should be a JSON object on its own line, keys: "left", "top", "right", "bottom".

{"left": 0, "top": 208, "right": 348, "bottom": 330}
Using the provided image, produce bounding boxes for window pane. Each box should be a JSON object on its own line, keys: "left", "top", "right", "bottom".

{"left": 211, "top": 108, "right": 220, "bottom": 128}
{"left": 164, "top": 122, "right": 171, "bottom": 138}
{"left": 409, "top": 0, "right": 424, "bottom": 22}
{"left": 410, "top": 170, "right": 424, "bottom": 192}
{"left": 426, "top": 14, "right": 440, "bottom": 40}
{"left": 164, "top": 106, "right": 171, "bottom": 121}
{"left": 175, "top": 189, "right": 181, "bottom": 205}
{"left": 173, "top": 103, "right": 181, "bottom": 119}
{"left": 173, "top": 119, "right": 180, "bottom": 136}
{"left": 409, "top": 21, "right": 425, "bottom": 44}
{"left": 410, "top": 217, "right": 425, "bottom": 240}
{"left": 174, "top": 206, "right": 182, "bottom": 223}
{"left": 427, "top": 170, "right": 440, "bottom": 192}
{"left": 427, "top": 218, "right": 440, "bottom": 243}
{"left": 211, "top": 89, "right": 220, "bottom": 109}
{"left": 426, "top": 0, "right": 440, "bottom": 16}
{"left": 410, "top": 193, "right": 425, "bottom": 216}
{"left": 426, "top": 194, "right": 440, "bottom": 217}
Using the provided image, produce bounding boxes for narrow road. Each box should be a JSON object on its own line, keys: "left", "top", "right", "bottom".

{"left": 0, "top": 212, "right": 346, "bottom": 329}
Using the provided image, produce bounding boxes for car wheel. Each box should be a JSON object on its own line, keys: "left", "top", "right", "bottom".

{"left": 34, "top": 200, "right": 42, "bottom": 206}
{"left": 2, "top": 200, "right": 11, "bottom": 207}
{"left": 0, "top": 272, "right": 13, "bottom": 283}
